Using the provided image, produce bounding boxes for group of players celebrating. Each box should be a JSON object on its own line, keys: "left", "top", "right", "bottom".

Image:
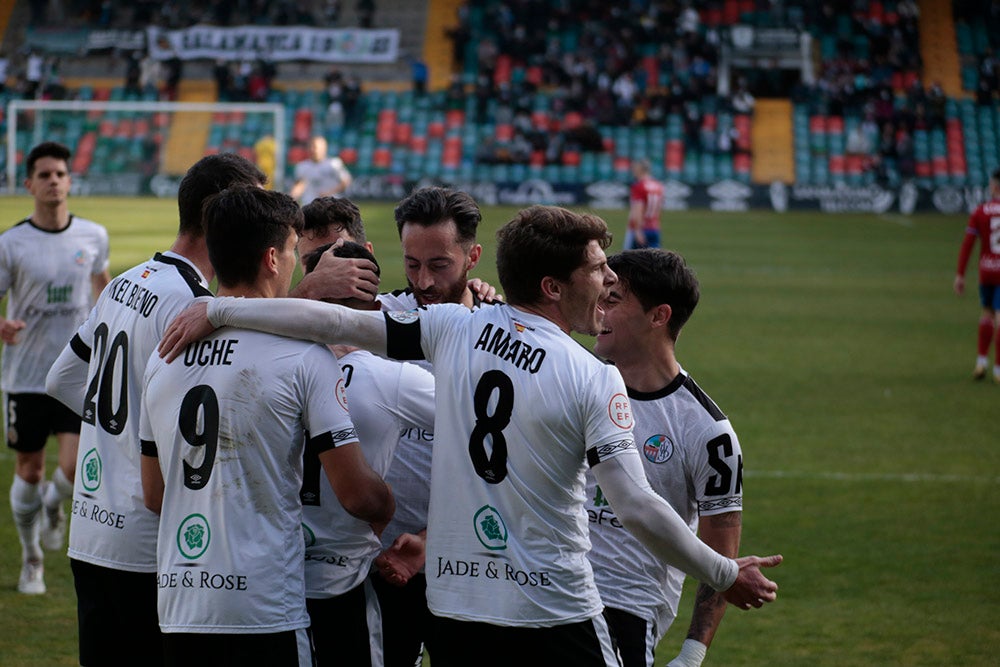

{"left": 6, "top": 142, "right": 784, "bottom": 667}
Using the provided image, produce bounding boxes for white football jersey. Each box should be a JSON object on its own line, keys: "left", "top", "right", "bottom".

{"left": 376, "top": 289, "right": 434, "bottom": 551}
{"left": 383, "top": 302, "right": 637, "bottom": 626}
{"left": 303, "top": 348, "right": 434, "bottom": 598}
{"left": 0, "top": 216, "right": 109, "bottom": 393}
{"left": 585, "top": 370, "right": 743, "bottom": 636}
{"left": 139, "top": 329, "right": 358, "bottom": 633}
{"left": 293, "top": 157, "right": 350, "bottom": 205}
{"left": 67, "top": 252, "right": 211, "bottom": 572}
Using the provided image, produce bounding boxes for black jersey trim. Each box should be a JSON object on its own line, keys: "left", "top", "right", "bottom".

{"left": 153, "top": 252, "right": 212, "bottom": 298}
{"left": 626, "top": 372, "right": 726, "bottom": 421}
{"left": 19, "top": 214, "right": 76, "bottom": 234}
{"left": 140, "top": 439, "right": 158, "bottom": 457}
{"left": 626, "top": 371, "right": 687, "bottom": 401}
{"left": 384, "top": 311, "right": 426, "bottom": 361}
{"left": 681, "top": 375, "right": 726, "bottom": 421}
{"left": 308, "top": 427, "right": 358, "bottom": 455}
{"left": 69, "top": 332, "right": 91, "bottom": 362}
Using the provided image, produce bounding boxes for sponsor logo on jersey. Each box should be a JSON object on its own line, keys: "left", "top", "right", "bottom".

{"left": 81, "top": 447, "right": 102, "bottom": 491}
{"left": 643, "top": 434, "right": 674, "bottom": 463}
{"left": 607, "top": 393, "right": 633, "bottom": 429}
{"left": 386, "top": 309, "right": 419, "bottom": 324}
{"left": 177, "top": 513, "right": 211, "bottom": 560}
{"left": 473, "top": 504, "right": 508, "bottom": 551}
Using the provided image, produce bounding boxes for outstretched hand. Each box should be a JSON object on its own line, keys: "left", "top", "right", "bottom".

{"left": 158, "top": 300, "right": 216, "bottom": 362}
{"left": 373, "top": 531, "right": 426, "bottom": 587}
{"left": 722, "top": 554, "right": 782, "bottom": 610}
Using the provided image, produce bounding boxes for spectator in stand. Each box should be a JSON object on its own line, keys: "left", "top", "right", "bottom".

{"left": 356, "top": 0, "right": 375, "bottom": 28}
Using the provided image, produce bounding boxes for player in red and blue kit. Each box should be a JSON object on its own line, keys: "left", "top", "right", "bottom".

{"left": 624, "top": 159, "right": 665, "bottom": 250}
{"left": 954, "top": 169, "right": 1000, "bottom": 382}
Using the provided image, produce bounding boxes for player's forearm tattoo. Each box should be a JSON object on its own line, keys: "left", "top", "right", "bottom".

{"left": 687, "top": 583, "right": 728, "bottom": 642}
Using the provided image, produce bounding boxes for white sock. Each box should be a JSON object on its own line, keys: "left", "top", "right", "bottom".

{"left": 10, "top": 475, "right": 42, "bottom": 562}
{"left": 978, "top": 355, "right": 989, "bottom": 366}
{"left": 43, "top": 467, "right": 73, "bottom": 509}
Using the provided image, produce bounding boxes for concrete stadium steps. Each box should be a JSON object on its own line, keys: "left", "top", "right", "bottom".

{"left": 162, "top": 80, "right": 215, "bottom": 176}
{"left": 751, "top": 99, "right": 794, "bottom": 184}
{"left": 0, "top": 0, "right": 16, "bottom": 44}
{"left": 425, "top": 0, "right": 464, "bottom": 90}
{"left": 919, "top": 0, "right": 963, "bottom": 97}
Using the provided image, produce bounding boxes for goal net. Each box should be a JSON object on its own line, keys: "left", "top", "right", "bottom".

{"left": 5, "top": 100, "right": 287, "bottom": 196}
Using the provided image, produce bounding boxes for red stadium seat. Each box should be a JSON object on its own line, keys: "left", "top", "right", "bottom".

{"left": 372, "top": 147, "right": 392, "bottom": 169}
{"left": 394, "top": 123, "right": 412, "bottom": 145}
{"left": 445, "top": 109, "right": 465, "bottom": 129}
{"left": 410, "top": 136, "right": 428, "bottom": 154}
{"left": 339, "top": 147, "right": 358, "bottom": 164}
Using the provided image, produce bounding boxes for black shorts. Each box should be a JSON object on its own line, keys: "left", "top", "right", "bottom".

{"left": 71, "top": 559, "right": 162, "bottom": 667}
{"left": 429, "top": 613, "right": 619, "bottom": 667}
{"left": 370, "top": 571, "right": 432, "bottom": 667}
{"left": 603, "top": 606, "right": 656, "bottom": 667}
{"left": 6, "top": 392, "right": 81, "bottom": 452}
{"left": 163, "top": 628, "right": 314, "bottom": 667}
{"left": 307, "top": 578, "right": 381, "bottom": 667}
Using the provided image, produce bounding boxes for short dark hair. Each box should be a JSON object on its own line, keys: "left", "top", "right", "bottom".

{"left": 393, "top": 187, "right": 480, "bottom": 245}
{"left": 177, "top": 153, "right": 267, "bottom": 237}
{"left": 302, "top": 197, "right": 366, "bottom": 244}
{"left": 607, "top": 249, "right": 699, "bottom": 341}
{"left": 25, "top": 142, "right": 71, "bottom": 176}
{"left": 302, "top": 240, "right": 380, "bottom": 277}
{"left": 202, "top": 186, "right": 303, "bottom": 288}
{"left": 496, "top": 205, "right": 612, "bottom": 306}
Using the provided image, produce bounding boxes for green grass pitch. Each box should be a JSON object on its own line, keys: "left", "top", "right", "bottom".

{"left": 0, "top": 195, "right": 996, "bottom": 665}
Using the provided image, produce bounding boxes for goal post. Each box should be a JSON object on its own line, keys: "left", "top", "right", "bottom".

{"left": 5, "top": 100, "right": 287, "bottom": 196}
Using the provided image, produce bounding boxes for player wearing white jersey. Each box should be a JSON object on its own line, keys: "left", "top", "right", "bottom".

{"left": 159, "top": 205, "right": 781, "bottom": 667}
{"left": 3, "top": 142, "right": 110, "bottom": 596}
{"left": 141, "top": 187, "right": 393, "bottom": 666}
{"left": 587, "top": 249, "right": 744, "bottom": 667}
{"left": 45, "top": 153, "right": 267, "bottom": 666}
{"left": 300, "top": 190, "right": 491, "bottom": 666}
{"left": 299, "top": 239, "right": 435, "bottom": 667}
{"left": 290, "top": 136, "right": 353, "bottom": 205}
{"left": 373, "top": 187, "right": 488, "bottom": 667}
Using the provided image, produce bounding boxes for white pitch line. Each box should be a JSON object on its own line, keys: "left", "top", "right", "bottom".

{"left": 746, "top": 469, "right": 1000, "bottom": 484}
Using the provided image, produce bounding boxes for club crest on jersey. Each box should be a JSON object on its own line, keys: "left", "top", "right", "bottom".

{"left": 81, "top": 448, "right": 102, "bottom": 491}
{"left": 386, "top": 309, "right": 419, "bottom": 324}
{"left": 177, "top": 513, "right": 211, "bottom": 560}
{"left": 643, "top": 434, "right": 674, "bottom": 463}
{"left": 302, "top": 523, "right": 316, "bottom": 548}
{"left": 607, "top": 393, "right": 633, "bottom": 429}
{"left": 473, "top": 505, "right": 508, "bottom": 550}
{"left": 74, "top": 249, "right": 88, "bottom": 265}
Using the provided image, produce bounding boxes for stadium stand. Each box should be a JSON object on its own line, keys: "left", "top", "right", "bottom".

{"left": 0, "top": 0, "right": 998, "bottom": 203}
